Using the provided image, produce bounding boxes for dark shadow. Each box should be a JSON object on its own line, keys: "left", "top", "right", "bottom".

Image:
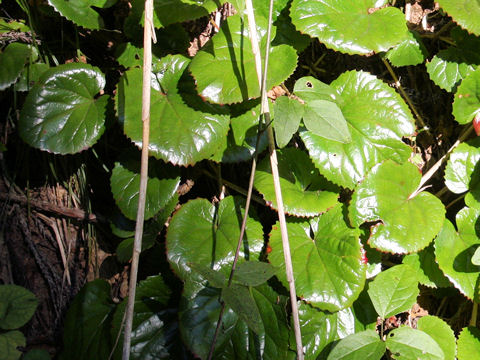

{"left": 453, "top": 244, "right": 480, "bottom": 273}
{"left": 233, "top": 197, "right": 250, "bottom": 261}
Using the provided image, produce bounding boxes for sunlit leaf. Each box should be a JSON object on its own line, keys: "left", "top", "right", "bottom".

{"left": 436, "top": 0, "right": 480, "bottom": 36}
{"left": 385, "top": 30, "right": 426, "bottom": 67}
{"left": 444, "top": 138, "right": 480, "bottom": 194}
{"left": 417, "top": 316, "right": 456, "bottom": 360}
{"left": 273, "top": 96, "right": 304, "bottom": 148}
{"left": 326, "top": 330, "right": 385, "bottom": 360}
{"left": 386, "top": 327, "right": 444, "bottom": 360}
{"left": 457, "top": 326, "right": 480, "bottom": 360}
{"left": 453, "top": 68, "right": 480, "bottom": 125}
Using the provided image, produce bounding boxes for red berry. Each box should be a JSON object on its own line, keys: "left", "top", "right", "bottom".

{"left": 474, "top": 112, "right": 480, "bottom": 136}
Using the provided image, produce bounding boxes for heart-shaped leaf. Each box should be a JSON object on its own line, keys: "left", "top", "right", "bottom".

{"left": 273, "top": 96, "right": 304, "bottom": 148}
{"left": 453, "top": 68, "right": 480, "bottom": 125}
{"left": 402, "top": 244, "right": 452, "bottom": 288}
{"left": 385, "top": 30, "right": 426, "bottom": 67}
{"left": 189, "top": 14, "right": 298, "bottom": 104}
{"left": 117, "top": 55, "right": 229, "bottom": 166}
{"left": 435, "top": 209, "right": 480, "bottom": 300}
{"left": 367, "top": 264, "right": 419, "bottom": 319}
{"left": 301, "top": 71, "right": 414, "bottom": 188}
{"left": 386, "top": 327, "right": 444, "bottom": 360}
{"left": 426, "top": 27, "right": 480, "bottom": 92}
{"left": 19, "top": 63, "right": 107, "bottom": 154}
{"left": 436, "top": 0, "right": 480, "bottom": 36}
{"left": 350, "top": 161, "right": 445, "bottom": 254}
{"left": 303, "top": 99, "right": 351, "bottom": 143}
{"left": 326, "top": 329, "right": 385, "bottom": 360}
{"left": 254, "top": 148, "right": 339, "bottom": 217}
{"left": 444, "top": 138, "right": 480, "bottom": 194}
{"left": 457, "top": 326, "right": 480, "bottom": 360}
{"left": 290, "top": 0, "right": 409, "bottom": 55}
{"left": 269, "top": 204, "right": 365, "bottom": 311}
{"left": 0, "top": 42, "right": 31, "bottom": 90}
{"left": 0, "top": 330, "right": 25, "bottom": 360}
{"left": 417, "top": 316, "right": 456, "bottom": 360}
{"left": 48, "top": 0, "right": 117, "bottom": 29}
{"left": 59, "top": 280, "right": 116, "bottom": 360}
{"left": 166, "top": 196, "right": 264, "bottom": 297}
{"left": 299, "top": 302, "right": 358, "bottom": 359}
{"left": 110, "top": 158, "right": 180, "bottom": 221}
{"left": 0, "top": 285, "right": 37, "bottom": 330}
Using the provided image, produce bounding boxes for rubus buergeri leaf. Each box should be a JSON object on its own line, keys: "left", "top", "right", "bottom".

{"left": 19, "top": 63, "right": 107, "bottom": 154}
{"left": 48, "top": 0, "right": 117, "bottom": 29}
{"left": 0, "top": 42, "right": 31, "bottom": 91}
{"left": 0, "top": 330, "right": 25, "bottom": 360}
{"left": 453, "top": 68, "right": 480, "bottom": 125}
{"left": 290, "top": 0, "right": 409, "bottom": 55}
{"left": 367, "top": 264, "right": 419, "bottom": 319}
{"left": 300, "top": 70, "right": 414, "bottom": 188}
{"left": 435, "top": 209, "right": 480, "bottom": 300}
{"left": 417, "top": 316, "right": 456, "bottom": 360}
{"left": 444, "top": 138, "right": 480, "bottom": 194}
{"left": 189, "top": 14, "right": 298, "bottom": 104}
{"left": 350, "top": 161, "right": 445, "bottom": 254}
{"left": 117, "top": 54, "right": 229, "bottom": 166}
{"left": 254, "top": 148, "right": 339, "bottom": 217}
{"left": 0, "top": 285, "right": 37, "bottom": 330}
{"left": 457, "top": 326, "right": 480, "bottom": 360}
{"left": 385, "top": 30, "right": 426, "bottom": 67}
{"left": 268, "top": 203, "right": 365, "bottom": 311}
{"left": 386, "top": 327, "right": 444, "bottom": 360}
{"left": 326, "top": 329, "right": 385, "bottom": 360}
{"left": 222, "top": 284, "right": 263, "bottom": 334}
{"left": 233, "top": 261, "right": 277, "bottom": 287}
{"left": 436, "top": 0, "right": 480, "bottom": 36}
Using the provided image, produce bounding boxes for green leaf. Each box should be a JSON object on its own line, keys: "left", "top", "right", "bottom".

{"left": 59, "top": 280, "right": 116, "bottom": 360}
{"left": 294, "top": 76, "right": 339, "bottom": 104}
{"left": 350, "top": 161, "right": 445, "bottom": 254}
{"left": 417, "top": 316, "right": 456, "bottom": 360}
{"left": 0, "top": 330, "right": 25, "bottom": 360}
{"left": 299, "top": 302, "right": 358, "bottom": 359}
{"left": 386, "top": 327, "right": 444, "bottom": 360}
{"left": 189, "top": 14, "right": 298, "bottom": 104}
{"left": 272, "top": 2, "right": 312, "bottom": 53}
{"left": 14, "top": 62, "right": 49, "bottom": 92}
{"left": 188, "top": 263, "right": 226, "bottom": 288}
{"left": 453, "top": 68, "right": 480, "bottom": 125}
{"left": 0, "top": 42, "right": 31, "bottom": 90}
{"left": 444, "top": 138, "right": 480, "bottom": 193}
{"left": 115, "top": 225, "right": 158, "bottom": 263}
{"left": 0, "top": 284, "right": 37, "bottom": 330}
{"left": 233, "top": 261, "right": 277, "bottom": 286}
{"left": 473, "top": 247, "right": 480, "bottom": 266}
{"left": 269, "top": 204, "right": 365, "bottom": 311}
{"left": 273, "top": 96, "right": 304, "bottom": 148}
{"left": 23, "top": 349, "right": 52, "bottom": 360}
{"left": 367, "top": 264, "right": 419, "bottom": 319}
{"left": 255, "top": 148, "right": 339, "bottom": 217}
{"left": 301, "top": 71, "right": 414, "bottom": 188}
{"left": 402, "top": 244, "right": 452, "bottom": 288}
{"left": 426, "top": 27, "right": 480, "bottom": 92}
{"left": 47, "top": 0, "right": 117, "bottom": 29}
{"left": 457, "top": 326, "right": 480, "bottom": 360}
{"left": 385, "top": 30, "right": 427, "bottom": 67}
{"left": 436, "top": 0, "right": 480, "bottom": 36}
{"left": 435, "top": 211, "right": 480, "bottom": 300}
{"left": 111, "top": 275, "right": 175, "bottom": 359}
{"left": 303, "top": 100, "right": 351, "bottom": 143}
{"left": 19, "top": 63, "right": 107, "bottom": 154}
{"left": 166, "top": 196, "right": 264, "bottom": 297}
{"left": 110, "top": 158, "right": 180, "bottom": 221}
{"left": 326, "top": 329, "right": 385, "bottom": 360}
{"left": 230, "top": 0, "right": 288, "bottom": 22}
{"left": 222, "top": 285, "right": 263, "bottom": 334}
{"left": 118, "top": 54, "right": 229, "bottom": 166}
{"left": 290, "top": 0, "right": 409, "bottom": 55}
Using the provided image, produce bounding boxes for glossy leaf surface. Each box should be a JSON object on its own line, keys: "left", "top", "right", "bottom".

{"left": 233, "top": 261, "right": 277, "bottom": 287}
{"left": 453, "top": 68, "right": 480, "bottom": 125}
{"left": 189, "top": 15, "right": 298, "bottom": 104}
{"left": 457, "top": 326, "right": 480, "bottom": 360}
{"left": 118, "top": 55, "right": 229, "bottom": 165}
{"left": 19, "top": 63, "right": 107, "bottom": 154}
{"left": 326, "top": 330, "right": 385, "bottom": 360}
{"left": 436, "top": 0, "right": 480, "bottom": 36}
{"left": 435, "top": 211, "right": 480, "bottom": 300}
{"left": 0, "top": 330, "right": 25, "bottom": 360}
{"left": 350, "top": 161, "right": 445, "bottom": 253}
{"left": 269, "top": 204, "right": 365, "bottom": 311}
{"left": 273, "top": 96, "right": 304, "bottom": 148}
{"left": 301, "top": 71, "right": 414, "bottom": 188}
{"left": 222, "top": 285, "right": 263, "bottom": 334}
{"left": 0, "top": 42, "right": 31, "bottom": 90}
{"left": 110, "top": 159, "right": 180, "bottom": 221}
{"left": 166, "top": 196, "right": 264, "bottom": 296}
{"left": 385, "top": 30, "right": 426, "bottom": 67}
{"left": 417, "top": 316, "right": 456, "bottom": 360}
{"left": 367, "top": 264, "right": 419, "bottom": 319}
{"left": 290, "top": 0, "right": 408, "bottom": 55}
{"left": 48, "top": 0, "right": 117, "bottom": 29}
{"left": 254, "top": 148, "right": 339, "bottom": 217}
{"left": 386, "top": 327, "right": 444, "bottom": 359}
{"left": 303, "top": 99, "right": 351, "bottom": 143}
{"left": 0, "top": 285, "right": 37, "bottom": 330}
{"left": 444, "top": 138, "right": 480, "bottom": 193}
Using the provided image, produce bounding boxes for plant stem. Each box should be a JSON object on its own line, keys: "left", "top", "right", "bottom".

{"left": 122, "top": 1, "right": 154, "bottom": 359}
{"left": 244, "top": 0, "right": 304, "bottom": 358}
{"left": 470, "top": 302, "right": 478, "bottom": 327}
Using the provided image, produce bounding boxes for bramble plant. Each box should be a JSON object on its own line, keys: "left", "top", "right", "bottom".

{"left": 4, "top": 0, "right": 480, "bottom": 358}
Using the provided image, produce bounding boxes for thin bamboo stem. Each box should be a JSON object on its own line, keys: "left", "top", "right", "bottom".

{"left": 122, "top": 1, "right": 154, "bottom": 359}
